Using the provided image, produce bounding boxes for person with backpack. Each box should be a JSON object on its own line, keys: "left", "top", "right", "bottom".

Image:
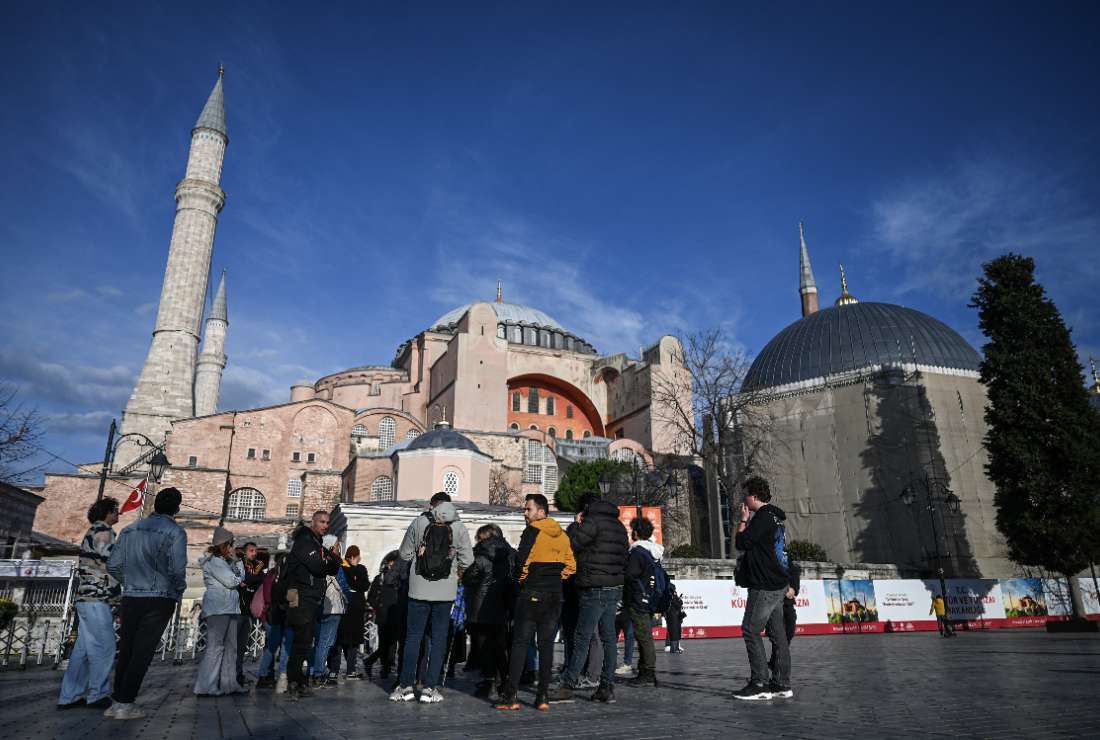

{"left": 333, "top": 545, "right": 370, "bottom": 680}
{"left": 767, "top": 560, "right": 800, "bottom": 677}
{"left": 733, "top": 476, "right": 792, "bottom": 701}
{"left": 364, "top": 550, "right": 403, "bottom": 679}
{"left": 623, "top": 516, "right": 665, "bottom": 688}
{"left": 390, "top": 496, "right": 473, "bottom": 704}
{"left": 495, "top": 494, "right": 576, "bottom": 711}
{"left": 254, "top": 554, "right": 290, "bottom": 689}
{"left": 235, "top": 542, "right": 265, "bottom": 687}
{"left": 547, "top": 493, "right": 628, "bottom": 704}
{"left": 664, "top": 584, "right": 686, "bottom": 654}
{"left": 283, "top": 511, "right": 341, "bottom": 699}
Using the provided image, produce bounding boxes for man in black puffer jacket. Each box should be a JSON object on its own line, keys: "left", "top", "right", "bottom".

{"left": 548, "top": 494, "right": 628, "bottom": 703}
{"left": 283, "top": 511, "right": 340, "bottom": 698}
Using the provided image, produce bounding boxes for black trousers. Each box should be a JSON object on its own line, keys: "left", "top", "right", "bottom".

{"left": 236, "top": 615, "right": 252, "bottom": 679}
{"left": 505, "top": 590, "right": 561, "bottom": 695}
{"left": 365, "top": 623, "right": 400, "bottom": 674}
{"left": 113, "top": 597, "right": 176, "bottom": 704}
{"left": 767, "top": 599, "right": 797, "bottom": 674}
{"left": 469, "top": 623, "right": 509, "bottom": 686}
{"left": 287, "top": 604, "right": 318, "bottom": 687}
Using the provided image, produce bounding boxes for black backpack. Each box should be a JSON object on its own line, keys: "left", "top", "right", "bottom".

{"left": 416, "top": 521, "right": 455, "bottom": 581}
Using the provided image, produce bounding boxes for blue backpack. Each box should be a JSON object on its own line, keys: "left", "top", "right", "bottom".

{"left": 636, "top": 547, "right": 673, "bottom": 614}
{"left": 773, "top": 518, "right": 789, "bottom": 573}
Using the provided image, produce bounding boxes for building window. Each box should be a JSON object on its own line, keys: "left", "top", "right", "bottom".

{"left": 292, "top": 451, "right": 301, "bottom": 462}
{"left": 262, "top": 449, "right": 270, "bottom": 461}
{"left": 527, "top": 387, "right": 538, "bottom": 413}
{"left": 546, "top": 397, "right": 555, "bottom": 416}
{"left": 188, "top": 455, "right": 198, "bottom": 467}
{"left": 543, "top": 464, "right": 559, "bottom": 497}
{"left": 540, "top": 330, "right": 551, "bottom": 348}
{"left": 612, "top": 447, "right": 636, "bottom": 463}
{"left": 442, "top": 471, "right": 459, "bottom": 497}
{"left": 509, "top": 423, "right": 520, "bottom": 432}
{"left": 497, "top": 324, "right": 506, "bottom": 339}
{"left": 352, "top": 424, "right": 367, "bottom": 437}
{"left": 512, "top": 391, "right": 521, "bottom": 412}
{"left": 287, "top": 479, "right": 302, "bottom": 498}
{"left": 379, "top": 416, "right": 396, "bottom": 449}
{"left": 565, "top": 429, "right": 574, "bottom": 440}
{"left": 370, "top": 476, "right": 395, "bottom": 502}
{"left": 247, "top": 448, "right": 256, "bottom": 459}
{"left": 227, "top": 488, "right": 266, "bottom": 521}
{"left": 566, "top": 405, "right": 574, "bottom": 419}
{"left": 529, "top": 424, "right": 539, "bottom": 431}
{"left": 547, "top": 427, "right": 556, "bottom": 438}
{"left": 286, "top": 503, "right": 299, "bottom": 518}
{"left": 307, "top": 452, "right": 316, "bottom": 463}
{"left": 510, "top": 326, "right": 522, "bottom": 343}
{"left": 616, "top": 429, "right": 625, "bottom": 439}
{"left": 405, "top": 429, "right": 420, "bottom": 439}
{"left": 583, "top": 431, "right": 591, "bottom": 438}
{"left": 524, "top": 465, "right": 543, "bottom": 484}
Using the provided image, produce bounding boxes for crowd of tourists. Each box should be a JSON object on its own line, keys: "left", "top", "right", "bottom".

{"left": 55, "top": 476, "right": 802, "bottom": 719}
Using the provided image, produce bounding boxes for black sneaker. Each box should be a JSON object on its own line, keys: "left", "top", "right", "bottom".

{"left": 732, "top": 682, "right": 772, "bottom": 701}
{"left": 255, "top": 675, "right": 276, "bottom": 689}
{"left": 626, "top": 670, "right": 658, "bottom": 688}
{"left": 345, "top": 672, "right": 362, "bottom": 681}
{"left": 590, "top": 681, "right": 616, "bottom": 703}
{"left": 546, "top": 683, "right": 574, "bottom": 702}
{"left": 767, "top": 682, "right": 793, "bottom": 699}
{"left": 519, "top": 670, "right": 536, "bottom": 686}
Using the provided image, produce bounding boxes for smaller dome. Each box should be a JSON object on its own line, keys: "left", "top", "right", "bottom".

{"left": 405, "top": 426, "right": 482, "bottom": 454}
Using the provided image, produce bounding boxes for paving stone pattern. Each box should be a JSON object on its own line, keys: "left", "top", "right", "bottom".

{"left": 3, "top": 631, "right": 1099, "bottom": 739}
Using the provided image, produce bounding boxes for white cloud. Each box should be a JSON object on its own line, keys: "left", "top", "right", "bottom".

{"left": 46, "top": 288, "right": 90, "bottom": 303}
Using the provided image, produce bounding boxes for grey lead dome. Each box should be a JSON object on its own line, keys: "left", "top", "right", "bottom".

{"left": 405, "top": 427, "right": 482, "bottom": 454}
{"left": 742, "top": 302, "right": 982, "bottom": 392}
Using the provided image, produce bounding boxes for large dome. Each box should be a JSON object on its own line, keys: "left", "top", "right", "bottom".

{"left": 743, "top": 302, "right": 982, "bottom": 392}
{"left": 430, "top": 301, "right": 574, "bottom": 335}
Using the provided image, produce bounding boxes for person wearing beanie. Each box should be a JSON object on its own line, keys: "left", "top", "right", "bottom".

{"left": 195, "top": 527, "right": 247, "bottom": 696}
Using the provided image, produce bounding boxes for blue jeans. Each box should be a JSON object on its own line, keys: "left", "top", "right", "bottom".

{"left": 399, "top": 599, "right": 451, "bottom": 689}
{"left": 311, "top": 615, "right": 341, "bottom": 677}
{"left": 563, "top": 586, "right": 620, "bottom": 685}
{"left": 257, "top": 622, "right": 292, "bottom": 677}
{"left": 59, "top": 601, "right": 115, "bottom": 705}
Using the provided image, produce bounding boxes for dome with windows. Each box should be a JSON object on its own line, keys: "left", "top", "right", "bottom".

{"left": 428, "top": 301, "right": 597, "bottom": 355}
{"left": 404, "top": 425, "right": 482, "bottom": 454}
{"left": 742, "top": 302, "right": 982, "bottom": 392}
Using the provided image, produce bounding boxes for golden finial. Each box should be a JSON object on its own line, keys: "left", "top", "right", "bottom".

{"left": 218, "top": 62, "right": 225, "bottom": 78}
{"left": 496, "top": 279, "right": 503, "bottom": 303}
{"left": 835, "top": 263, "right": 859, "bottom": 307}
{"left": 1090, "top": 356, "right": 1100, "bottom": 394}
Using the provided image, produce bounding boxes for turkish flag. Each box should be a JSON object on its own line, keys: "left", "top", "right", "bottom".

{"left": 120, "top": 477, "right": 148, "bottom": 514}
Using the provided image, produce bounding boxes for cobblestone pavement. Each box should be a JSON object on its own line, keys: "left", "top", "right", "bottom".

{"left": 4, "top": 630, "right": 1099, "bottom": 739}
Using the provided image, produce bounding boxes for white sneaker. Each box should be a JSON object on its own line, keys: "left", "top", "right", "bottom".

{"left": 275, "top": 674, "right": 288, "bottom": 694}
{"left": 111, "top": 703, "right": 145, "bottom": 720}
{"left": 389, "top": 685, "right": 415, "bottom": 702}
{"left": 614, "top": 664, "right": 635, "bottom": 677}
{"left": 664, "top": 645, "right": 672, "bottom": 652}
{"left": 419, "top": 687, "right": 444, "bottom": 703}
{"left": 102, "top": 701, "right": 121, "bottom": 718}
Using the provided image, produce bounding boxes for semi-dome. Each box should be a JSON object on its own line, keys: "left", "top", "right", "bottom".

{"left": 743, "top": 302, "right": 982, "bottom": 392}
{"left": 404, "top": 426, "right": 482, "bottom": 454}
{"left": 426, "top": 300, "right": 596, "bottom": 354}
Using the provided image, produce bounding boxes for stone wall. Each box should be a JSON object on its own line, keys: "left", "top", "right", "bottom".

{"left": 664, "top": 558, "right": 920, "bottom": 581}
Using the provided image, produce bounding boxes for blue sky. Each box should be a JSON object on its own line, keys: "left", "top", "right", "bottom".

{"left": 2, "top": 2, "right": 1099, "bottom": 480}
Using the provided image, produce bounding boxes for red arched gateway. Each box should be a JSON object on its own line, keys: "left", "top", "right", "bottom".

{"left": 506, "top": 374, "right": 605, "bottom": 440}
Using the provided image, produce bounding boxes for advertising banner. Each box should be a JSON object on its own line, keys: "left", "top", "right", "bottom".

{"left": 0, "top": 559, "right": 74, "bottom": 579}
{"left": 939, "top": 579, "right": 1003, "bottom": 627}
{"left": 1042, "top": 578, "right": 1073, "bottom": 617}
{"left": 675, "top": 579, "right": 747, "bottom": 638}
{"left": 1079, "top": 577, "right": 1100, "bottom": 617}
{"left": 874, "top": 579, "right": 938, "bottom": 632}
{"left": 823, "top": 579, "right": 881, "bottom": 633}
{"left": 617, "top": 506, "right": 663, "bottom": 545}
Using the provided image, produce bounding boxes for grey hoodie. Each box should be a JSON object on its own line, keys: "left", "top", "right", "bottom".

{"left": 398, "top": 502, "right": 474, "bottom": 602}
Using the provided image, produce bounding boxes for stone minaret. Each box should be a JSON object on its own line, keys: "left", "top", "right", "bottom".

{"left": 120, "top": 68, "right": 228, "bottom": 450}
{"left": 194, "top": 271, "right": 229, "bottom": 417}
{"left": 799, "top": 222, "right": 819, "bottom": 317}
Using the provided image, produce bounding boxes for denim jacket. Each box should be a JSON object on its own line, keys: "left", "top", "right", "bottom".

{"left": 107, "top": 513, "right": 188, "bottom": 600}
{"left": 199, "top": 555, "right": 244, "bottom": 616}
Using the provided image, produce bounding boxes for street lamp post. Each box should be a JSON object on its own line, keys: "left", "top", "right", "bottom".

{"left": 901, "top": 475, "right": 961, "bottom": 604}
{"left": 95, "top": 421, "right": 172, "bottom": 501}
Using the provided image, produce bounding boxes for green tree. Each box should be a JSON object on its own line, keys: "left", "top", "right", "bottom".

{"left": 786, "top": 539, "right": 829, "bottom": 562}
{"left": 554, "top": 459, "right": 631, "bottom": 512}
{"left": 971, "top": 254, "right": 1100, "bottom": 611}
{"left": 669, "top": 543, "right": 706, "bottom": 559}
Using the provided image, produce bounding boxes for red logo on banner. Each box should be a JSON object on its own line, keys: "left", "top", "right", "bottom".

{"left": 120, "top": 478, "right": 148, "bottom": 514}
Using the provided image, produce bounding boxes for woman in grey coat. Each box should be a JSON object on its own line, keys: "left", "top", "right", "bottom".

{"left": 194, "top": 527, "right": 247, "bottom": 696}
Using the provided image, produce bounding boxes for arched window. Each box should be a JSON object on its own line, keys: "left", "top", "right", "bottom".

{"left": 524, "top": 328, "right": 537, "bottom": 345}
{"left": 442, "top": 471, "right": 459, "bottom": 497}
{"left": 509, "top": 422, "right": 520, "bottom": 432}
{"left": 565, "top": 429, "right": 574, "bottom": 440}
{"left": 379, "top": 416, "right": 396, "bottom": 449}
{"left": 583, "top": 431, "right": 591, "bottom": 438}
{"left": 612, "top": 447, "right": 636, "bottom": 463}
{"left": 405, "top": 429, "right": 420, "bottom": 439}
{"left": 371, "top": 476, "right": 394, "bottom": 502}
{"left": 227, "top": 488, "right": 266, "bottom": 521}
{"left": 497, "top": 324, "right": 506, "bottom": 339}
{"left": 529, "top": 424, "right": 539, "bottom": 431}
{"left": 510, "top": 326, "right": 522, "bottom": 343}
{"left": 527, "top": 387, "right": 539, "bottom": 413}
{"left": 540, "top": 330, "right": 551, "bottom": 348}
{"left": 512, "top": 392, "right": 521, "bottom": 412}
{"left": 547, "top": 427, "right": 556, "bottom": 438}
{"left": 546, "top": 397, "right": 555, "bottom": 416}
{"left": 352, "top": 424, "right": 367, "bottom": 437}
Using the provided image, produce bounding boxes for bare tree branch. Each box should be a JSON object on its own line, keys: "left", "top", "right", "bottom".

{"left": 0, "top": 383, "right": 45, "bottom": 484}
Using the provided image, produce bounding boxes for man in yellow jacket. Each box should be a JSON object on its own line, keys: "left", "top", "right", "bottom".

{"left": 496, "top": 493, "right": 576, "bottom": 711}
{"left": 930, "top": 594, "right": 955, "bottom": 637}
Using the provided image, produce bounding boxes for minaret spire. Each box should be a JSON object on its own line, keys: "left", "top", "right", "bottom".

{"left": 798, "top": 222, "right": 819, "bottom": 317}
{"left": 496, "top": 279, "right": 503, "bottom": 303}
{"left": 1090, "top": 355, "right": 1100, "bottom": 394}
{"left": 120, "top": 68, "right": 229, "bottom": 457}
{"left": 835, "top": 263, "right": 860, "bottom": 306}
{"left": 194, "top": 270, "right": 229, "bottom": 417}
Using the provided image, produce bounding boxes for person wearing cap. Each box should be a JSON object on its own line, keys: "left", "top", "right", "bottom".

{"left": 105, "top": 487, "right": 188, "bottom": 720}
{"left": 194, "top": 526, "right": 247, "bottom": 696}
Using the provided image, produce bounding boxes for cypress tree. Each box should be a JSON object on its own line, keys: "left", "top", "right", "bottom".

{"left": 970, "top": 254, "right": 1100, "bottom": 604}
